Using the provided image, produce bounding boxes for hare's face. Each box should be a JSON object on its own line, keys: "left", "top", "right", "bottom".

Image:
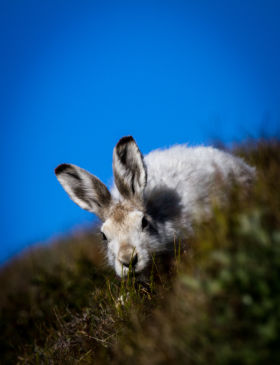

{"left": 101, "top": 204, "right": 151, "bottom": 276}
{"left": 55, "top": 136, "right": 150, "bottom": 277}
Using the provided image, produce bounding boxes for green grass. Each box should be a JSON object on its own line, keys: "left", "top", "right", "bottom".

{"left": 1, "top": 139, "right": 280, "bottom": 364}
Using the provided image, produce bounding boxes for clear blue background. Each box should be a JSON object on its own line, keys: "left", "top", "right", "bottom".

{"left": 0, "top": 0, "right": 279, "bottom": 263}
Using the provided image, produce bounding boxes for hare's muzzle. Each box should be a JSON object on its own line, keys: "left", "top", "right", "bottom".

{"left": 118, "top": 244, "right": 138, "bottom": 269}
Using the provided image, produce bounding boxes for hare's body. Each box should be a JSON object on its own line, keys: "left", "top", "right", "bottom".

{"left": 111, "top": 144, "right": 255, "bottom": 256}
{"left": 55, "top": 137, "right": 255, "bottom": 278}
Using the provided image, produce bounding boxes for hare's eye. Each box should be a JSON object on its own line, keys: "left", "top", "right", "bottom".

{"left": 101, "top": 232, "right": 107, "bottom": 241}
{"left": 142, "top": 216, "right": 149, "bottom": 230}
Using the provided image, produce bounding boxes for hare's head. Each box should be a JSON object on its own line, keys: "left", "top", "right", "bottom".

{"left": 55, "top": 137, "right": 156, "bottom": 277}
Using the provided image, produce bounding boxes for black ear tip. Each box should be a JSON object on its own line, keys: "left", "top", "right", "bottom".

{"left": 55, "top": 163, "right": 70, "bottom": 175}
{"left": 116, "top": 136, "right": 135, "bottom": 148}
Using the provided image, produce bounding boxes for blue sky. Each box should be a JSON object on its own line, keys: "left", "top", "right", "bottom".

{"left": 0, "top": 0, "right": 279, "bottom": 263}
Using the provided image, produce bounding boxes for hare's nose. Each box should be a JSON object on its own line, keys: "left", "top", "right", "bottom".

{"left": 118, "top": 246, "right": 138, "bottom": 268}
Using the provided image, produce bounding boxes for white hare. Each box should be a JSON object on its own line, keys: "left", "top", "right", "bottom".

{"left": 55, "top": 136, "right": 255, "bottom": 278}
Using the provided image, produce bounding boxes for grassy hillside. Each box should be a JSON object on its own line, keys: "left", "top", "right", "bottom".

{"left": 1, "top": 139, "right": 280, "bottom": 364}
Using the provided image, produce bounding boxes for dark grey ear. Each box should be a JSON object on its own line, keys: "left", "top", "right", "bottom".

{"left": 55, "top": 164, "right": 111, "bottom": 221}
{"left": 113, "top": 136, "right": 147, "bottom": 201}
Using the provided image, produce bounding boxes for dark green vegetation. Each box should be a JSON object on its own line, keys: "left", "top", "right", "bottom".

{"left": 1, "top": 139, "right": 280, "bottom": 364}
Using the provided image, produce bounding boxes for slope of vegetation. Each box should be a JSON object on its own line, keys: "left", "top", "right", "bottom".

{"left": 1, "top": 139, "right": 280, "bottom": 364}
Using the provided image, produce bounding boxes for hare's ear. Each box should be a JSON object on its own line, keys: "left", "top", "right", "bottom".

{"left": 55, "top": 164, "right": 111, "bottom": 221}
{"left": 113, "top": 136, "right": 147, "bottom": 201}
